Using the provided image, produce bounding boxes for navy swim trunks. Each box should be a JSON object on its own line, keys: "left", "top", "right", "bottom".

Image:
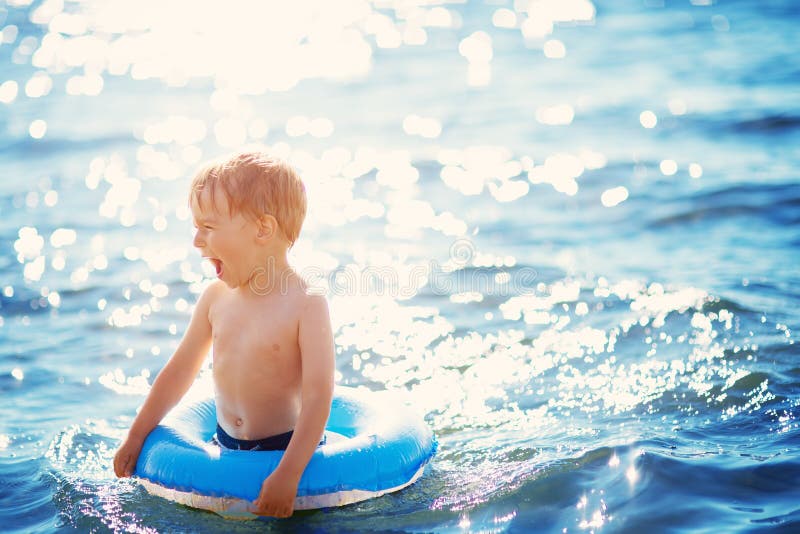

{"left": 212, "top": 424, "right": 326, "bottom": 451}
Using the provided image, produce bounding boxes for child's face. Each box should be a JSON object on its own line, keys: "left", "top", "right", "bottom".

{"left": 190, "top": 186, "right": 259, "bottom": 289}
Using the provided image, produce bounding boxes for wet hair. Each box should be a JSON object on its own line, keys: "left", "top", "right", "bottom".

{"left": 190, "top": 151, "right": 307, "bottom": 246}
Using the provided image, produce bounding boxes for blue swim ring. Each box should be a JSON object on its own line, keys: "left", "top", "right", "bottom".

{"left": 133, "top": 387, "right": 437, "bottom": 518}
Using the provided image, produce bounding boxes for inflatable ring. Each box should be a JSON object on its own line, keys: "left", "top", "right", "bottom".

{"left": 133, "top": 387, "right": 437, "bottom": 518}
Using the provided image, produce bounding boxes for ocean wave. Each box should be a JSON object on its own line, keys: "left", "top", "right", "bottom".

{"left": 646, "top": 183, "right": 800, "bottom": 229}
{"left": 731, "top": 114, "right": 800, "bottom": 134}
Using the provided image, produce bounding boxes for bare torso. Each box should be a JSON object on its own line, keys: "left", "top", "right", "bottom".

{"left": 208, "top": 278, "right": 307, "bottom": 440}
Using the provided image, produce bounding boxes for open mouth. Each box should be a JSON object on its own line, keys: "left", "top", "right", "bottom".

{"left": 208, "top": 258, "right": 223, "bottom": 278}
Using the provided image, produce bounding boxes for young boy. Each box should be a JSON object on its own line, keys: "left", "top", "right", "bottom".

{"left": 113, "top": 152, "right": 335, "bottom": 518}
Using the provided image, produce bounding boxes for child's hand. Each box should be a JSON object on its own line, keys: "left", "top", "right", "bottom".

{"left": 250, "top": 471, "right": 299, "bottom": 518}
{"left": 113, "top": 435, "right": 144, "bottom": 478}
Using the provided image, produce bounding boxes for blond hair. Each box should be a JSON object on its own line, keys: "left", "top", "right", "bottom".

{"left": 190, "top": 152, "right": 307, "bottom": 246}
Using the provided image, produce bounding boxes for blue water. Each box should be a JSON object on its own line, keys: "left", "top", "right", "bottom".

{"left": 1, "top": 0, "right": 799, "bottom": 532}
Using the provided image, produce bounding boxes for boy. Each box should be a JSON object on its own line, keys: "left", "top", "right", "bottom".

{"left": 113, "top": 152, "right": 335, "bottom": 518}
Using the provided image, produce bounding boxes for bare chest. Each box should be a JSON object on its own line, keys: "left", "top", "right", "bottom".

{"left": 210, "top": 300, "right": 300, "bottom": 379}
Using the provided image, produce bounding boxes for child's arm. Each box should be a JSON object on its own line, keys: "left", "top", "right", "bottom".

{"left": 251, "top": 294, "right": 335, "bottom": 517}
{"left": 113, "top": 283, "right": 217, "bottom": 478}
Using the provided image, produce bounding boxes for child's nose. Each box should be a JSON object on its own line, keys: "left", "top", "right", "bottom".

{"left": 193, "top": 230, "right": 205, "bottom": 248}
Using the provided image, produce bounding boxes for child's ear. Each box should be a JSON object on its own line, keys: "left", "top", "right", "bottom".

{"left": 256, "top": 215, "right": 278, "bottom": 241}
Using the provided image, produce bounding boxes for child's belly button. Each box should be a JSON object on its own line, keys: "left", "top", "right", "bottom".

{"left": 235, "top": 417, "right": 243, "bottom": 426}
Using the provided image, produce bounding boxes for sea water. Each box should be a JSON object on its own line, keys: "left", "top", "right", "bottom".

{"left": 1, "top": 1, "right": 798, "bottom": 532}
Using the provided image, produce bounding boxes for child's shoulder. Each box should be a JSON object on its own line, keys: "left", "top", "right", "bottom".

{"left": 196, "top": 279, "right": 229, "bottom": 307}
{"left": 291, "top": 278, "right": 331, "bottom": 332}
{"left": 286, "top": 273, "right": 327, "bottom": 304}
{"left": 278, "top": 274, "right": 328, "bottom": 319}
